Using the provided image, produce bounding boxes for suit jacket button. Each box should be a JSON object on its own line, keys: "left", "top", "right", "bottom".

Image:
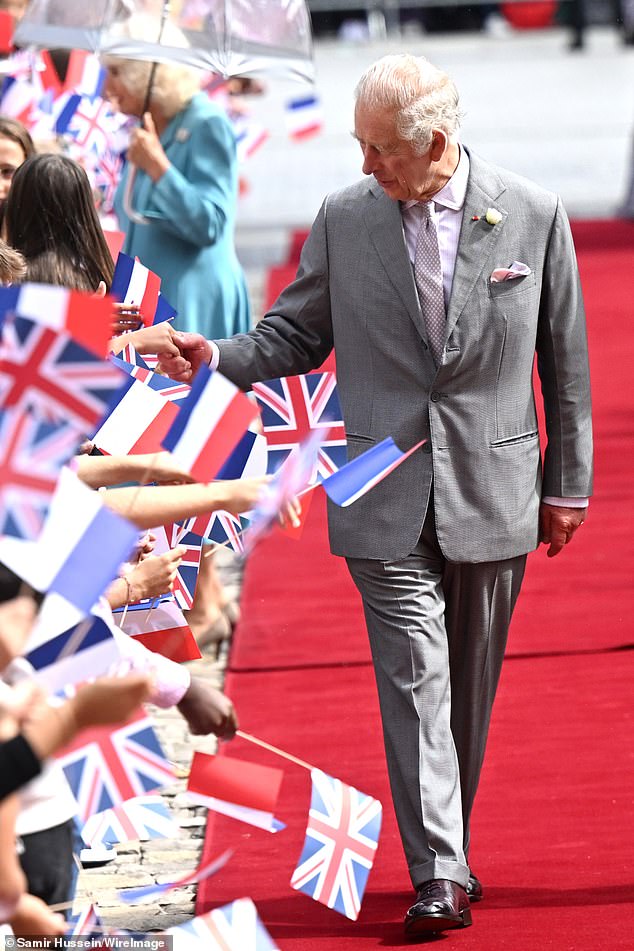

{"left": 422, "top": 442, "right": 432, "bottom": 454}
{"left": 430, "top": 391, "right": 440, "bottom": 402}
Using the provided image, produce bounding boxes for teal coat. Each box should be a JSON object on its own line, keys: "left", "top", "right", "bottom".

{"left": 114, "top": 93, "right": 250, "bottom": 338}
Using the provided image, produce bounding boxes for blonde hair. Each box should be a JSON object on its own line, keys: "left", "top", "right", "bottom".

{"left": 102, "top": 14, "right": 201, "bottom": 119}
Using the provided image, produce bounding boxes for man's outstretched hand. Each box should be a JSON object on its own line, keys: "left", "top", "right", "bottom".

{"left": 539, "top": 503, "right": 587, "bottom": 558}
{"left": 159, "top": 332, "right": 212, "bottom": 382}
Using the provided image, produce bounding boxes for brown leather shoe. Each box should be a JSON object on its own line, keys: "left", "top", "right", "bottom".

{"left": 466, "top": 870, "right": 483, "bottom": 902}
{"left": 404, "top": 879, "right": 472, "bottom": 935}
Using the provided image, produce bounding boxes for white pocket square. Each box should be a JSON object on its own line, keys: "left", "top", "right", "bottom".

{"left": 490, "top": 261, "right": 531, "bottom": 283}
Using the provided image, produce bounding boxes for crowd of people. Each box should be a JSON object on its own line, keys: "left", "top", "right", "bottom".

{"left": 0, "top": 0, "right": 600, "bottom": 944}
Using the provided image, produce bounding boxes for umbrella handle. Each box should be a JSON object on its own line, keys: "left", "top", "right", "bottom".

{"left": 123, "top": 165, "right": 151, "bottom": 226}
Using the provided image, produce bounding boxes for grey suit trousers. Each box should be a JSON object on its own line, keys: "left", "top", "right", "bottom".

{"left": 347, "top": 507, "right": 526, "bottom": 889}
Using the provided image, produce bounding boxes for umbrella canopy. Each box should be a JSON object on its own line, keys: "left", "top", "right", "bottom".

{"left": 14, "top": 0, "right": 314, "bottom": 83}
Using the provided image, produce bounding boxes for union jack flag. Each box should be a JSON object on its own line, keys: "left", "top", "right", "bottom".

{"left": 166, "top": 898, "right": 279, "bottom": 951}
{"left": 93, "top": 147, "right": 124, "bottom": 214}
{"left": 251, "top": 372, "right": 346, "bottom": 483}
{"left": 81, "top": 794, "right": 179, "bottom": 849}
{"left": 56, "top": 709, "right": 176, "bottom": 823}
{"left": 67, "top": 96, "right": 120, "bottom": 153}
{"left": 0, "top": 406, "right": 79, "bottom": 539}
{"left": 178, "top": 510, "right": 250, "bottom": 553}
{"left": 168, "top": 528, "right": 203, "bottom": 611}
{"left": 290, "top": 768, "right": 382, "bottom": 921}
{"left": 67, "top": 903, "right": 103, "bottom": 937}
{"left": 110, "top": 354, "right": 191, "bottom": 405}
{"left": 0, "top": 317, "right": 125, "bottom": 431}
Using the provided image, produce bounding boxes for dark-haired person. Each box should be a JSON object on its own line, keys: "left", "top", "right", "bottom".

{"left": 0, "top": 116, "right": 34, "bottom": 229}
{"left": 4, "top": 152, "right": 114, "bottom": 291}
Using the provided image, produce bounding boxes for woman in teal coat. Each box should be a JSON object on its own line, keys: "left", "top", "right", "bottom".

{"left": 104, "top": 22, "right": 250, "bottom": 339}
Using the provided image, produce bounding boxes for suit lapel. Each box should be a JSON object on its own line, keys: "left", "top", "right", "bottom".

{"left": 445, "top": 154, "right": 507, "bottom": 340}
{"left": 363, "top": 181, "right": 426, "bottom": 340}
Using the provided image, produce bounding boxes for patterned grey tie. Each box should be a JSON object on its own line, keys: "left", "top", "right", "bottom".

{"left": 413, "top": 202, "right": 446, "bottom": 366}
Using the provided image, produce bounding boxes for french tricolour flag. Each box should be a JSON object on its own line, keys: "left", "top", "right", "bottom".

{"left": 186, "top": 752, "right": 285, "bottom": 833}
{"left": 0, "top": 466, "right": 139, "bottom": 614}
{"left": 25, "top": 614, "right": 119, "bottom": 693}
{"left": 111, "top": 252, "right": 161, "bottom": 327}
{"left": 233, "top": 117, "right": 269, "bottom": 163}
{"left": 113, "top": 597, "right": 201, "bottom": 664}
{"left": 322, "top": 437, "right": 426, "bottom": 507}
{"left": 215, "top": 428, "right": 268, "bottom": 480}
{"left": 93, "top": 375, "right": 179, "bottom": 455}
{"left": 162, "top": 365, "right": 258, "bottom": 483}
{"left": 0, "top": 283, "right": 113, "bottom": 358}
{"left": 285, "top": 93, "right": 324, "bottom": 140}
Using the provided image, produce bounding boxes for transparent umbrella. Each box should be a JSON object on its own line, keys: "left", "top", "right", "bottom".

{"left": 15, "top": 1, "right": 314, "bottom": 224}
{"left": 13, "top": 0, "right": 314, "bottom": 83}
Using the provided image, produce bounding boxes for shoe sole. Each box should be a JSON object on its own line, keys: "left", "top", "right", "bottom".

{"left": 404, "top": 907, "right": 473, "bottom": 935}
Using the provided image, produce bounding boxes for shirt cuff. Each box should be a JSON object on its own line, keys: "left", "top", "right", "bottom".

{"left": 542, "top": 496, "right": 589, "bottom": 508}
{"left": 209, "top": 341, "right": 220, "bottom": 370}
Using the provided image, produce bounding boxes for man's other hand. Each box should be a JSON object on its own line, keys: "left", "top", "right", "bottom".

{"left": 159, "top": 331, "right": 212, "bottom": 382}
{"left": 539, "top": 503, "right": 587, "bottom": 558}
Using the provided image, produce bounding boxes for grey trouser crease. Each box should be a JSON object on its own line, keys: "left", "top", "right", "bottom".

{"left": 347, "top": 509, "right": 526, "bottom": 889}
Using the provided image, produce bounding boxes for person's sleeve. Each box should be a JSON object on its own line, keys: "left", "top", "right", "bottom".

{"left": 140, "top": 111, "right": 236, "bottom": 249}
{"left": 536, "top": 196, "right": 593, "bottom": 499}
{"left": 0, "top": 734, "right": 42, "bottom": 802}
{"left": 112, "top": 626, "right": 191, "bottom": 708}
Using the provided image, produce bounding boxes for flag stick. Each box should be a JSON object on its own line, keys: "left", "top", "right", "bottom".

{"left": 236, "top": 730, "right": 314, "bottom": 772}
{"left": 49, "top": 900, "right": 76, "bottom": 912}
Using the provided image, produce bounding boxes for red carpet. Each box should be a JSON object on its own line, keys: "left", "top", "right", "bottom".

{"left": 197, "top": 221, "right": 634, "bottom": 947}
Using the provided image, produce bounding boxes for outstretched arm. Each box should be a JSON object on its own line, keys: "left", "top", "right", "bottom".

{"left": 100, "top": 477, "right": 268, "bottom": 529}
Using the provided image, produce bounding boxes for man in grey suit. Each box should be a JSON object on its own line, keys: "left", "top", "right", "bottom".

{"left": 161, "top": 54, "right": 592, "bottom": 936}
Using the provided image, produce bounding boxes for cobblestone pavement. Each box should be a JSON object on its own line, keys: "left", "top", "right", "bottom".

{"left": 75, "top": 548, "right": 243, "bottom": 933}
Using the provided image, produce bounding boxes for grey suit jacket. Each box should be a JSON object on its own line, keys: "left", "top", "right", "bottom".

{"left": 217, "top": 151, "right": 593, "bottom": 563}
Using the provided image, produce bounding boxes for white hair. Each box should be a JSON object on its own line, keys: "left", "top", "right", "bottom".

{"left": 102, "top": 13, "right": 201, "bottom": 119}
{"left": 354, "top": 54, "right": 463, "bottom": 154}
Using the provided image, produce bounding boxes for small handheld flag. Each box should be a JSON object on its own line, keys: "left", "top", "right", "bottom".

{"left": 92, "top": 375, "right": 179, "bottom": 456}
{"left": 25, "top": 614, "right": 119, "bottom": 694}
{"left": 164, "top": 898, "right": 279, "bottom": 950}
{"left": 0, "top": 283, "right": 113, "bottom": 357}
{"left": 186, "top": 751, "right": 284, "bottom": 833}
{"left": 56, "top": 708, "right": 176, "bottom": 822}
{"left": 162, "top": 365, "right": 258, "bottom": 483}
{"left": 322, "top": 437, "right": 425, "bottom": 507}
{"left": 111, "top": 252, "right": 160, "bottom": 327}
{"left": 285, "top": 93, "right": 324, "bottom": 140}
{"left": 291, "top": 768, "right": 382, "bottom": 921}
{"left": 251, "top": 372, "right": 346, "bottom": 482}
{"left": 113, "top": 597, "right": 201, "bottom": 663}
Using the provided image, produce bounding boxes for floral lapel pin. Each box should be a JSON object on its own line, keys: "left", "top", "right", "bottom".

{"left": 471, "top": 207, "right": 503, "bottom": 225}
